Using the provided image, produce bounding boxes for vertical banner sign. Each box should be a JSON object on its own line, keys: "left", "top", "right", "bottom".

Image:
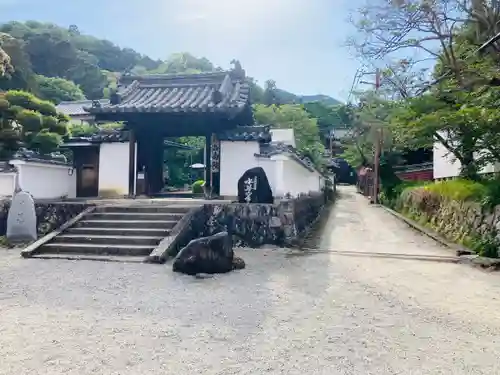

{"left": 210, "top": 133, "right": 221, "bottom": 195}
{"left": 211, "top": 133, "right": 220, "bottom": 173}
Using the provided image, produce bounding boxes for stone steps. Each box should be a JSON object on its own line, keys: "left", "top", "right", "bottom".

{"left": 40, "top": 243, "right": 154, "bottom": 256}
{"left": 53, "top": 234, "right": 164, "bottom": 246}
{"left": 76, "top": 219, "right": 178, "bottom": 229}
{"left": 32, "top": 203, "right": 197, "bottom": 260}
{"left": 87, "top": 212, "right": 185, "bottom": 221}
{"left": 66, "top": 227, "right": 170, "bottom": 237}
{"left": 30, "top": 253, "right": 146, "bottom": 263}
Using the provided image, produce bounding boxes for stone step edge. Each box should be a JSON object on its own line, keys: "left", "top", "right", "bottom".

{"left": 80, "top": 219, "right": 178, "bottom": 223}
{"left": 29, "top": 254, "right": 147, "bottom": 263}
{"left": 67, "top": 227, "right": 170, "bottom": 234}
{"left": 42, "top": 243, "right": 155, "bottom": 249}
{"left": 56, "top": 234, "right": 164, "bottom": 240}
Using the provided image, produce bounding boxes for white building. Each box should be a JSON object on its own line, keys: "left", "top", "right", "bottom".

{"left": 433, "top": 133, "right": 500, "bottom": 179}
{"left": 0, "top": 126, "right": 325, "bottom": 200}
{"left": 56, "top": 99, "right": 110, "bottom": 124}
{"left": 218, "top": 126, "right": 325, "bottom": 198}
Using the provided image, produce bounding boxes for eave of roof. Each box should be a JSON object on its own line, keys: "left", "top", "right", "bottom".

{"left": 63, "top": 129, "right": 197, "bottom": 150}
{"left": 84, "top": 65, "right": 250, "bottom": 115}
{"left": 218, "top": 125, "right": 271, "bottom": 142}
{"left": 57, "top": 99, "right": 109, "bottom": 117}
{"left": 254, "top": 142, "right": 321, "bottom": 173}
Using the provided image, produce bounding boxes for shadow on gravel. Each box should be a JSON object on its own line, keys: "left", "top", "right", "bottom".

{"left": 290, "top": 188, "right": 459, "bottom": 264}
{"left": 285, "top": 249, "right": 458, "bottom": 263}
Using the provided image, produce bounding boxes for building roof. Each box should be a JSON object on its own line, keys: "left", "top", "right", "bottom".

{"left": 218, "top": 125, "right": 271, "bottom": 142}
{"left": 255, "top": 142, "right": 320, "bottom": 173}
{"left": 9, "top": 149, "right": 70, "bottom": 166}
{"left": 57, "top": 99, "right": 109, "bottom": 117}
{"left": 84, "top": 64, "right": 250, "bottom": 115}
{"left": 63, "top": 129, "right": 195, "bottom": 149}
{"left": 0, "top": 161, "right": 15, "bottom": 173}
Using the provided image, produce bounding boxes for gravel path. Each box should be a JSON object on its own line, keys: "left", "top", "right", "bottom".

{"left": 1, "top": 186, "right": 500, "bottom": 374}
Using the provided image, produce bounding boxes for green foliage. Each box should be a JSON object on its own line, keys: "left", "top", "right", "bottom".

{"left": 0, "top": 21, "right": 162, "bottom": 98}
{"left": 16, "top": 108, "right": 42, "bottom": 132}
{"left": 0, "top": 89, "right": 68, "bottom": 156}
{"left": 35, "top": 75, "right": 85, "bottom": 103}
{"left": 253, "top": 104, "right": 325, "bottom": 164}
{"left": 468, "top": 231, "right": 500, "bottom": 258}
{"left": 423, "top": 179, "right": 487, "bottom": 202}
{"left": 99, "top": 122, "right": 123, "bottom": 131}
{"left": 0, "top": 44, "right": 12, "bottom": 77}
{"left": 68, "top": 122, "right": 98, "bottom": 137}
{"left": 164, "top": 136, "right": 205, "bottom": 187}
{"left": 192, "top": 180, "right": 205, "bottom": 194}
{"left": 30, "top": 129, "right": 62, "bottom": 154}
{"left": 4, "top": 90, "right": 57, "bottom": 116}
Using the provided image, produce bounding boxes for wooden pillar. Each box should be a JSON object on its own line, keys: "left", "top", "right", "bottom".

{"left": 128, "top": 129, "right": 136, "bottom": 197}
{"left": 149, "top": 137, "right": 164, "bottom": 195}
{"left": 137, "top": 133, "right": 163, "bottom": 196}
{"left": 205, "top": 134, "right": 212, "bottom": 195}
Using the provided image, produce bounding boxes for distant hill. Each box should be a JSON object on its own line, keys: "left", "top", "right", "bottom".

{"left": 275, "top": 89, "right": 342, "bottom": 106}
{"left": 301, "top": 94, "right": 342, "bottom": 106}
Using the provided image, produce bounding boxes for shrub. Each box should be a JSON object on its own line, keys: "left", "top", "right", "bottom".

{"left": 423, "top": 179, "right": 487, "bottom": 202}
{"left": 42, "top": 116, "right": 68, "bottom": 135}
{"left": 16, "top": 109, "right": 42, "bottom": 132}
{"left": 192, "top": 180, "right": 205, "bottom": 194}
{"left": 480, "top": 176, "right": 500, "bottom": 209}
{"left": 30, "top": 130, "right": 62, "bottom": 154}
{"left": 5, "top": 90, "right": 37, "bottom": 109}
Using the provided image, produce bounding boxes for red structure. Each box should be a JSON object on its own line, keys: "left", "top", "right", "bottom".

{"left": 394, "top": 163, "right": 433, "bottom": 182}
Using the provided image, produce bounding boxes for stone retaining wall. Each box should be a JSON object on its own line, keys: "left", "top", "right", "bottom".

{"left": 395, "top": 188, "right": 500, "bottom": 257}
{"left": 0, "top": 199, "right": 92, "bottom": 238}
{"left": 159, "top": 191, "right": 333, "bottom": 260}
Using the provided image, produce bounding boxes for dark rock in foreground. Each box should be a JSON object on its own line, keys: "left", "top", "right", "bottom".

{"left": 173, "top": 231, "right": 245, "bottom": 276}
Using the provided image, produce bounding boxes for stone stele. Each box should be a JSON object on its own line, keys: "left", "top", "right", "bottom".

{"left": 6, "top": 190, "right": 37, "bottom": 243}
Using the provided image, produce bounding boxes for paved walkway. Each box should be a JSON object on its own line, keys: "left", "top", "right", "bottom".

{"left": 1, "top": 186, "right": 500, "bottom": 374}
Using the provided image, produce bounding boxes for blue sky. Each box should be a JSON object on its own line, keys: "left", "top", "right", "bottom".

{"left": 0, "top": 0, "right": 362, "bottom": 101}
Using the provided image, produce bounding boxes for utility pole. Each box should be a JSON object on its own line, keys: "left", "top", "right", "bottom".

{"left": 360, "top": 68, "right": 382, "bottom": 204}
{"left": 373, "top": 68, "right": 382, "bottom": 204}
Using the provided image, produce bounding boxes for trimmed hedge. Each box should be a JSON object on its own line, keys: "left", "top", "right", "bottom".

{"left": 192, "top": 180, "right": 205, "bottom": 194}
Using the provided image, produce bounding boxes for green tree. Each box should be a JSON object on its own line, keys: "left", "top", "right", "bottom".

{"left": 254, "top": 104, "right": 325, "bottom": 164}
{"left": 151, "top": 52, "right": 215, "bottom": 74}
{"left": 0, "top": 90, "right": 69, "bottom": 158}
{"left": 0, "top": 32, "right": 35, "bottom": 91}
{"left": 263, "top": 79, "right": 278, "bottom": 106}
{"left": 35, "top": 75, "right": 85, "bottom": 103}
{"left": 0, "top": 45, "right": 11, "bottom": 77}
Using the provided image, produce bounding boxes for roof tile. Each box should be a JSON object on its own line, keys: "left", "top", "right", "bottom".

{"left": 85, "top": 69, "right": 250, "bottom": 115}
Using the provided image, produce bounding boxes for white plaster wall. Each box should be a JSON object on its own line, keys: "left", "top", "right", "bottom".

{"left": 9, "top": 161, "right": 76, "bottom": 199}
{"left": 219, "top": 141, "right": 261, "bottom": 197}
{"left": 98, "top": 142, "right": 133, "bottom": 196}
{"left": 281, "top": 157, "right": 322, "bottom": 197}
{"left": 0, "top": 173, "right": 16, "bottom": 197}
{"left": 271, "top": 129, "right": 296, "bottom": 147}
{"left": 219, "top": 140, "right": 322, "bottom": 198}
{"left": 433, "top": 136, "right": 500, "bottom": 179}
{"left": 433, "top": 140, "right": 461, "bottom": 179}
{"left": 255, "top": 157, "right": 278, "bottom": 196}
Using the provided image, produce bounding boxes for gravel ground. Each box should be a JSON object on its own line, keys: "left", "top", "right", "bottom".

{"left": 1, "top": 186, "right": 500, "bottom": 374}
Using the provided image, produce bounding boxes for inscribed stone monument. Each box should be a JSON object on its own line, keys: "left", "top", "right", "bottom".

{"left": 6, "top": 172, "right": 37, "bottom": 242}
{"left": 237, "top": 167, "right": 274, "bottom": 204}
